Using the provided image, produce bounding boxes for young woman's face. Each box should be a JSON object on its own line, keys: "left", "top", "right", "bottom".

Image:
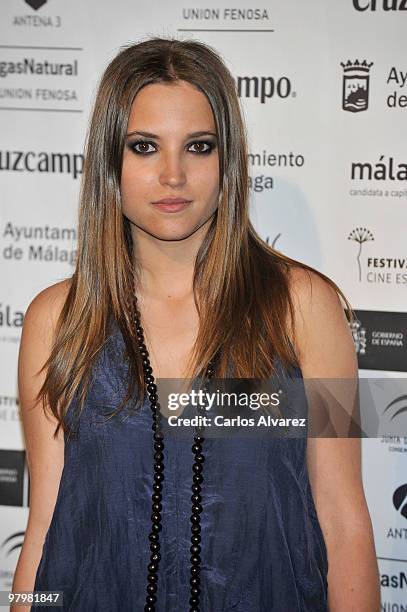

{"left": 121, "top": 80, "right": 220, "bottom": 242}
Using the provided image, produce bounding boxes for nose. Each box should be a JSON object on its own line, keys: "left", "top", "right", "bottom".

{"left": 158, "top": 151, "right": 187, "bottom": 187}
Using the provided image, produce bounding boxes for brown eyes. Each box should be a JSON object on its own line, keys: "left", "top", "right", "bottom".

{"left": 127, "top": 140, "right": 216, "bottom": 156}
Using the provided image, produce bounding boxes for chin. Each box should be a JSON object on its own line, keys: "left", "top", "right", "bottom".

{"left": 153, "top": 228, "right": 199, "bottom": 242}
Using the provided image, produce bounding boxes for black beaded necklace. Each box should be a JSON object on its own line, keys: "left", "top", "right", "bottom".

{"left": 133, "top": 296, "right": 216, "bottom": 612}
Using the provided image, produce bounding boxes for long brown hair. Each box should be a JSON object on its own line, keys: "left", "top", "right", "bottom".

{"left": 36, "top": 36, "right": 354, "bottom": 437}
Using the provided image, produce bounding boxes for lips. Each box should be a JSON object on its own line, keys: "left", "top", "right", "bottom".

{"left": 151, "top": 198, "right": 192, "bottom": 213}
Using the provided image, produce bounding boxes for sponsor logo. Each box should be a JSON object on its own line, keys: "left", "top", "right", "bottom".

{"left": 0, "top": 51, "right": 82, "bottom": 110}
{"left": 351, "top": 310, "right": 407, "bottom": 372}
{"left": 353, "top": 0, "right": 407, "bottom": 11}
{"left": 350, "top": 319, "right": 367, "bottom": 355}
{"left": 0, "top": 58, "right": 78, "bottom": 79}
{"left": 1, "top": 222, "right": 77, "bottom": 267}
{"left": 236, "top": 75, "right": 296, "bottom": 104}
{"left": 348, "top": 228, "right": 375, "bottom": 282}
{"left": 248, "top": 150, "right": 304, "bottom": 191}
{"left": 380, "top": 571, "right": 407, "bottom": 589}
{"left": 381, "top": 435, "right": 407, "bottom": 453}
{"left": 347, "top": 228, "right": 407, "bottom": 285}
{"left": 0, "top": 450, "right": 28, "bottom": 507}
{"left": 0, "top": 305, "right": 24, "bottom": 328}
{"left": 393, "top": 484, "right": 407, "bottom": 519}
{"left": 383, "top": 395, "right": 407, "bottom": 423}
{"left": 0, "top": 150, "right": 83, "bottom": 179}
{"left": 341, "top": 59, "right": 373, "bottom": 112}
{"left": 349, "top": 155, "right": 407, "bottom": 200}
{"left": 13, "top": 0, "right": 61, "bottom": 28}
{"left": 25, "top": 0, "right": 47, "bottom": 9}
{"left": 0, "top": 531, "right": 25, "bottom": 557}
{"left": 0, "top": 396, "right": 20, "bottom": 424}
{"left": 266, "top": 234, "right": 282, "bottom": 249}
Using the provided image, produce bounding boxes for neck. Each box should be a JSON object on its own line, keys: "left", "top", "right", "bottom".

{"left": 132, "top": 222, "right": 210, "bottom": 301}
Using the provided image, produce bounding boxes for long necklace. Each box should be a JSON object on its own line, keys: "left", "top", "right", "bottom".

{"left": 133, "top": 296, "right": 216, "bottom": 612}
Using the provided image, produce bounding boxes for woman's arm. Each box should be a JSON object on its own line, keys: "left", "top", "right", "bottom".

{"left": 289, "top": 267, "right": 381, "bottom": 612}
{"left": 11, "top": 282, "right": 68, "bottom": 612}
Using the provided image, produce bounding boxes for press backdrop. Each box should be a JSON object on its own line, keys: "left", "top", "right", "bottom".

{"left": 1, "top": 1, "right": 406, "bottom": 608}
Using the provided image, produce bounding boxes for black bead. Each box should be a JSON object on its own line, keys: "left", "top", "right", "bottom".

{"left": 147, "top": 575, "right": 158, "bottom": 586}
{"left": 149, "top": 532, "right": 159, "bottom": 543}
{"left": 135, "top": 308, "right": 212, "bottom": 610}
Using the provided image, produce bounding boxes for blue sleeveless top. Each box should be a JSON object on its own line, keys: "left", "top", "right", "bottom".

{"left": 32, "top": 320, "right": 328, "bottom": 611}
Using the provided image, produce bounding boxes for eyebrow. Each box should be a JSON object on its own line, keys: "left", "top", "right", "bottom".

{"left": 126, "top": 130, "right": 218, "bottom": 139}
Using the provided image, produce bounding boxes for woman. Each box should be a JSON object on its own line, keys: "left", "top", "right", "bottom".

{"left": 12, "top": 37, "right": 380, "bottom": 611}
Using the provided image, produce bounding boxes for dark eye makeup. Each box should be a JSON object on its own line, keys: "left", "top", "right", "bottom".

{"left": 126, "top": 139, "right": 217, "bottom": 156}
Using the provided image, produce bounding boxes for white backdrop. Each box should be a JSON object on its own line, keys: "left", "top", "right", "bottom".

{"left": 1, "top": 1, "right": 406, "bottom": 608}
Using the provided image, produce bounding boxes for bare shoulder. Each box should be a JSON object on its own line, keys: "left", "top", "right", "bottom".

{"left": 24, "top": 278, "right": 72, "bottom": 336}
{"left": 287, "top": 264, "right": 345, "bottom": 319}
{"left": 286, "top": 265, "right": 357, "bottom": 377}
{"left": 18, "top": 277, "right": 72, "bottom": 421}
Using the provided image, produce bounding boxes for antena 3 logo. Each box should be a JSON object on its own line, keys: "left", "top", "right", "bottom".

{"left": 341, "top": 60, "right": 373, "bottom": 112}
{"left": 25, "top": 0, "right": 47, "bottom": 9}
{"left": 13, "top": 0, "right": 61, "bottom": 29}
